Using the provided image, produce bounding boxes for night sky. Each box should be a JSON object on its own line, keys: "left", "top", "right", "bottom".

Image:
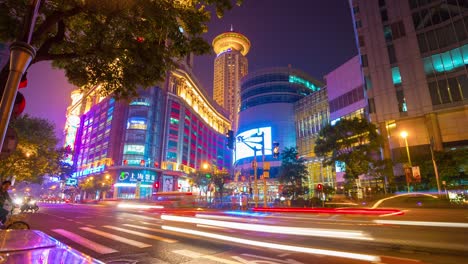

{"left": 22, "top": 0, "right": 357, "bottom": 143}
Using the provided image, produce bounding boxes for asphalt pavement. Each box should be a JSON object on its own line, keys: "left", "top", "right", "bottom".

{"left": 20, "top": 202, "right": 468, "bottom": 264}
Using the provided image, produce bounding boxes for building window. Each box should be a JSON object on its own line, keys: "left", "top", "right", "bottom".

{"left": 361, "top": 54, "right": 369, "bottom": 67}
{"left": 368, "top": 98, "right": 376, "bottom": 113}
{"left": 123, "top": 144, "right": 145, "bottom": 155}
{"left": 396, "top": 90, "right": 407, "bottom": 112}
{"left": 127, "top": 118, "right": 147, "bottom": 130}
{"left": 422, "top": 44, "right": 468, "bottom": 75}
{"left": 391, "top": 21, "right": 406, "bottom": 40}
{"left": 353, "top": 6, "right": 360, "bottom": 14}
{"left": 381, "top": 10, "right": 388, "bottom": 22}
{"left": 387, "top": 44, "right": 397, "bottom": 64}
{"left": 391, "top": 67, "right": 402, "bottom": 85}
{"left": 355, "top": 20, "right": 362, "bottom": 29}
{"left": 379, "top": 0, "right": 386, "bottom": 7}
{"left": 383, "top": 25, "right": 393, "bottom": 42}
{"left": 365, "top": 75, "right": 372, "bottom": 90}
{"left": 358, "top": 35, "right": 365, "bottom": 47}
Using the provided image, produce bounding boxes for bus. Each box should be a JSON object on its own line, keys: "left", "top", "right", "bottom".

{"left": 152, "top": 192, "right": 201, "bottom": 208}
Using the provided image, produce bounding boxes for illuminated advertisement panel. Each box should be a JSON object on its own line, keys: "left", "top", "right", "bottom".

{"left": 235, "top": 127, "right": 272, "bottom": 162}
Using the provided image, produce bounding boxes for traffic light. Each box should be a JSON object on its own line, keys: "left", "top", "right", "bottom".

{"left": 273, "top": 142, "right": 280, "bottom": 158}
{"left": 12, "top": 92, "right": 26, "bottom": 118}
{"left": 226, "top": 130, "right": 234, "bottom": 149}
{"left": 316, "top": 183, "right": 323, "bottom": 191}
{"left": 205, "top": 173, "right": 211, "bottom": 179}
{"left": 12, "top": 73, "right": 28, "bottom": 118}
{"left": 153, "top": 181, "right": 159, "bottom": 190}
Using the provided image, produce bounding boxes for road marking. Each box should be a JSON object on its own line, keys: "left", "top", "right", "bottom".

{"left": 52, "top": 229, "right": 118, "bottom": 254}
{"left": 172, "top": 249, "right": 240, "bottom": 264}
{"left": 162, "top": 225, "right": 381, "bottom": 262}
{"left": 125, "top": 224, "right": 163, "bottom": 231}
{"left": 374, "top": 220, "right": 468, "bottom": 228}
{"left": 103, "top": 225, "right": 177, "bottom": 243}
{"left": 80, "top": 227, "right": 152, "bottom": 248}
{"left": 172, "top": 249, "right": 203, "bottom": 258}
{"left": 139, "top": 221, "right": 160, "bottom": 227}
{"left": 204, "top": 255, "right": 241, "bottom": 264}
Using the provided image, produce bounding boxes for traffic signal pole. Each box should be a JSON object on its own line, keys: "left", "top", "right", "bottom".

{"left": 0, "top": 42, "right": 35, "bottom": 151}
{"left": 0, "top": 0, "right": 40, "bottom": 152}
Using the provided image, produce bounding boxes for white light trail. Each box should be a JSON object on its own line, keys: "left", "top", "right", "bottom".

{"left": 161, "top": 215, "right": 372, "bottom": 240}
{"left": 117, "top": 203, "right": 164, "bottom": 209}
{"left": 162, "top": 225, "right": 381, "bottom": 262}
{"left": 374, "top": 220, "right": 468, "bottom": 228}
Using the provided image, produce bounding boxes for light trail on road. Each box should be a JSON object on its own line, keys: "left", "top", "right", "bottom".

{"left": 161, "top": 214, "right": 373, "bottom": 240}
{"left": 374, "top": 220, "right": 468, "bottom": 228}
{"left": 161, "top": 225, "right": 381, "bottom": 262}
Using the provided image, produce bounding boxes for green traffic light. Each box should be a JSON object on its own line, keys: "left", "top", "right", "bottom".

{"left": 206, "top": 173, "right": 211, "bottom": 178}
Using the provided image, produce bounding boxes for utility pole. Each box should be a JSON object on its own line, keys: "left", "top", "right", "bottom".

{"left": 430, "top": 137, "right": 441, "bottom": 196}
{"left": 0, "top": 0, "right": 41, "bottom": 151}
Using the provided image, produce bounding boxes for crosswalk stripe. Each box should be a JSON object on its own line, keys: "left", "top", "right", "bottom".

{"left": 172, "top": 249, "right": 240, "bottom": 264}
{"left": 125, "top": 223, "right": 162, "bottom": 231}
{"left": 172, "top": 249, "right": 203, "bottom": 258}
{"left": 52, "top": 229, "right": 118, "bottom": 254}
{"left": 80, "top": 227, "right": 152, "bottom": 248}
{"left": 103, "top": 225, "right": 177, "bottom": 243}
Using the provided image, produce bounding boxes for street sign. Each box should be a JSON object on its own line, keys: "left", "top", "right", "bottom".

{"left": 263, "top": 171, "right": 269, "bottom": 178}
{"left": 65, "top": 178, "right": 78, "bottom": 186}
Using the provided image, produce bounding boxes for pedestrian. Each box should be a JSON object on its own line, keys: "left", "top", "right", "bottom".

{"left": 0, "top": 180, "right": 13, "bottom": 224}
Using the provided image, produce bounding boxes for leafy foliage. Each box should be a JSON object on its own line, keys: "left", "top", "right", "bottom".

{"left": 0, "top": 0, "right": 244, "bottom": 98}
{"left": 211, "top": 168, "right": 230, "bottom": 201}
{"left": 0, "top": 115, "right": 62, "bottom": 183}
{"left": 189, "top": 170, "right": 210, "bottom": 197}
{"left": 314, "top": 118, "right": 383, "bottom": 182}
{"left": 278, "top": 147, "right": 308, "bottom": 199}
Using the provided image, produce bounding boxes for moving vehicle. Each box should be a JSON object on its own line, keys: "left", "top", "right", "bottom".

{"left": 153, "top": 192, "right": 200, "bottom": 208}
{"left": 19, "top": 196, "right": 39, "bottom": 213}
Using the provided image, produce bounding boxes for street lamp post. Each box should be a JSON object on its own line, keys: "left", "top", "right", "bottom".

{"left": 430, "top": 137, "right": 442, "bottom": 196}
{"left": 400, "top": 131, "right": 412, "bottom": 193}
{"left": 0, "top": 0, "right": 41, "bottom": 152}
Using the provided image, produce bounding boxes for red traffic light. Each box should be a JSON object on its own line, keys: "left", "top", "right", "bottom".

{"left": 316, "top": 183, "right": 323, "bottom": 191}
{"left": 19, "top": 73, "right": 28, "bottom": 89}
{"left": 153, "top": 181, "right": 159, "bottom": 189}
{"left": 12, "top": 92, "right": 26, "bottom": 118}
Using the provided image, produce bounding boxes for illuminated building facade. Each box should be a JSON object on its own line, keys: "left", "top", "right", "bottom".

{"left": 324, "top": 55, "right": 367, "bottom": 188}
{"left": 234, "top": 67, "right": 323, "bottom": 197}
{"left": 212, "top": 30, "right": 250, "bottom": 132}
{"left": 64, "top": 63, "right": 231, "bottom": 199}
{"left": 350, "top": 0, "right": 468, "bottom": 162}
{"left": 294, "top": 87, "right": 334, "bottom": 193}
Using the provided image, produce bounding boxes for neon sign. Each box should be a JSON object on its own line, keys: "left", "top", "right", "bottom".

{"left": 72, "top": 164, "right": 106, "bottom": 177}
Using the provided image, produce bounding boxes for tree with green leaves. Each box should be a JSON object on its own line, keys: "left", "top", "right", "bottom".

{"left": 278, "top": 147, "right": 308, "bottom": 200}
{"left": 189, "top": 170, "right": 210, "bottom": 199}
{"left": 314, "top": 118, "right": 383, "bottom": 184}
{"left": 211, "top": 168, "right": 230, "bottom": 203}
{"left": 0, "top": 0, "right": 244, "bottom": 98}
{"left": 0, "top": 115, "right": 62, "bottom": 183}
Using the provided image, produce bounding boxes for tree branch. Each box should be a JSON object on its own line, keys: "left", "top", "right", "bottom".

{"left": 34, "top": 19, "right": 66, "bottom": 62}
{"left": 32, "top": 6, "right": 84, "bottom": 42}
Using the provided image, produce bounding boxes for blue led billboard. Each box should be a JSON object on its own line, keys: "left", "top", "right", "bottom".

{"left": 235, "top": 127, "right": 272, "bottom": 162}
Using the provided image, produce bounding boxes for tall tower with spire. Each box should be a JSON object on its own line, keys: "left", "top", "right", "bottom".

{"left": 212, "top": 28, "right": 250, "bottom": 132}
